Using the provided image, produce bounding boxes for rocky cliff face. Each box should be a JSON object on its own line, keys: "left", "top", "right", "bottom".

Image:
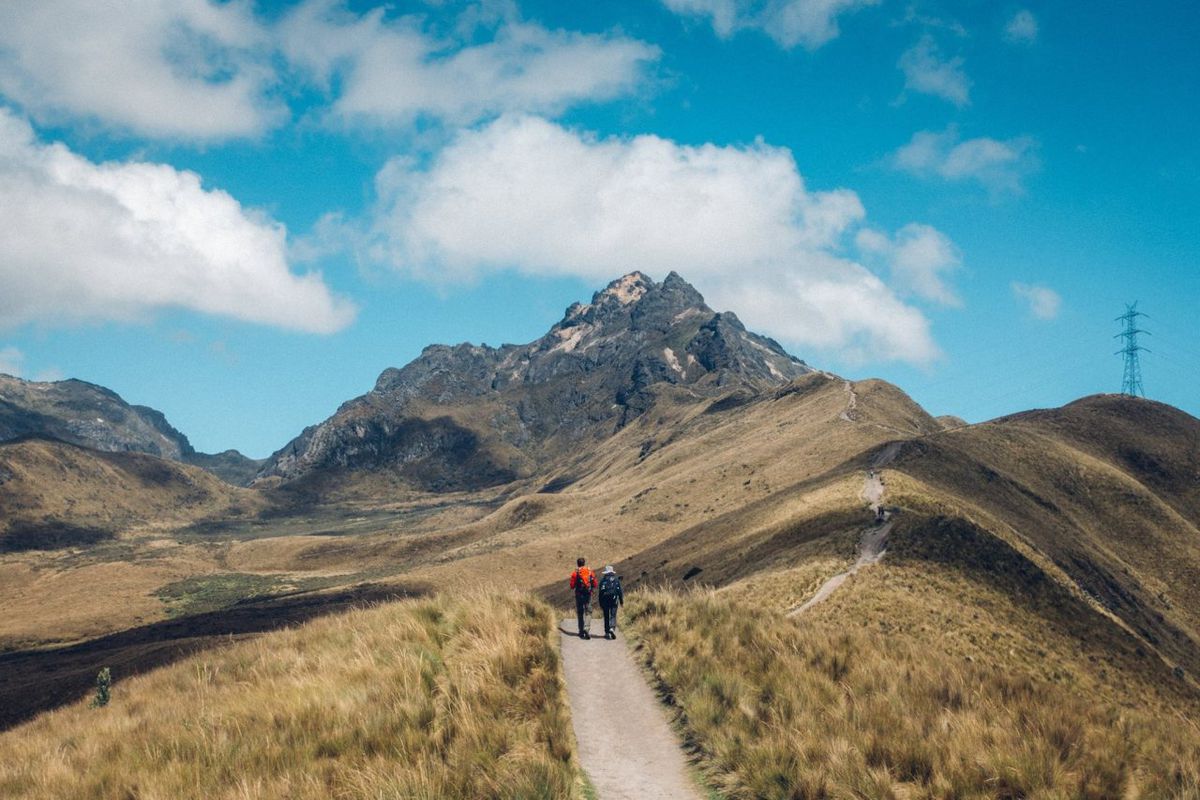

{"left": 0, "top": 375, "right": 262, "bottom": 485}
{"left": 260, "top": 272, "right": 811, "bottom": 490}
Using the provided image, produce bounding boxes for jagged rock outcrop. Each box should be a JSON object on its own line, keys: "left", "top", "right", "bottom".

{"left": 0, "top": 375, "right": 262, "bottom": 485}
{"left": 260, "top": 271, "right": 811, "bottom": 490}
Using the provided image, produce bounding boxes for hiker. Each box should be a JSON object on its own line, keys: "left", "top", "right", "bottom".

{"left": 570, "top": 557, "right": 597, "bottom": 639}
{"left": 598, "top": 565, "right": 624, "bottom": 640}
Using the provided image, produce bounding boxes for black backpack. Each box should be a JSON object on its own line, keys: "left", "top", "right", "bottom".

{"left": 598, "top": 574, "right": 621, "bottom": 603}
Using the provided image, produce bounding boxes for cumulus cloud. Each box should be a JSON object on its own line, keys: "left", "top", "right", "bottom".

{"left": 857, "top": 224, "right": 961, "bottom": 306}
{"left": 279, "top": 0, "right": 658, "bottom": 127}
{"left": 1012, "top": 282, "right": 1061, "bottom": 319}
{"left": 0, "top": 108, "right": 354, "bottom": 332}
{"left": 892, "top": 126, "right": 1038, "bottom": 193}
{"left": 0, "top": 0, "right": 282, "bottom": 140}
{"left": 1004, "top": 10, "right": 1038, "bottom": 45}
{"left": 0, "top": 345, "right": 22, "bottom": 376}
{"left": 661, "top": 0, "right": 878, "bottom": 50}
{"left": 354, "top": 114, "right": 942, "bottom": 364}
{"left": 0, "top": 1, "right": 657, "bottom": 139}
{"left": 898, "top": 34, "right": 970, "bottom": 106}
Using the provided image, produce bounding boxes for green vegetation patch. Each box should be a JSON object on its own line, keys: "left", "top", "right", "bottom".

{"left": 155, "top": 572, "right": 339, "bottom": 617}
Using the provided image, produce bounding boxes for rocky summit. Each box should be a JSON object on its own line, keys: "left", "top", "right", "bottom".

{"left": 260, "top": 272, "right": 811, "bottom": 490}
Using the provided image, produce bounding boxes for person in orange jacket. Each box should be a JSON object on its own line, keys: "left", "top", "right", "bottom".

{"left": 569, "top": 557, "right": 597, "bottom": 639}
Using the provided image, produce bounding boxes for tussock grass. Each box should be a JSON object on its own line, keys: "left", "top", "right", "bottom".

{"left": 0, "top": 593, "right": 582, "bottom": 800}
{"left": 628, "top": 590, "right": 1200, "bottom": 799}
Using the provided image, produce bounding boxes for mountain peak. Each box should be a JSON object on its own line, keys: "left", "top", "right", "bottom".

{"left": 265, "top": 271, "right": 812, "bottom": 488}
{"left": 560, "top": 271, "right": 711, "bottom": 331}
{"left": 596, "top": 271, "right": 653, "bottom": 306}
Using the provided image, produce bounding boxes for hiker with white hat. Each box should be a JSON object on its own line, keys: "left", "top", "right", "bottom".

{"left": 597, "top": 565, "right": 625, "bottom": 640}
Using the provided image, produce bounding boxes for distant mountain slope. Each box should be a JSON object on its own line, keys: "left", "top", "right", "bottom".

{"left": 0, "top": 375, "right": 262, "bottom": 485}
{"left": 0, "top": 436, "right": 259, "bottom": 550}
{"left": 259, "top": 271, "right": 811, "bottom": 490}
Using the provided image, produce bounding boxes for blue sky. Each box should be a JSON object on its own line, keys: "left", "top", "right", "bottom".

{"left": 0, "top": 0, "right": 1196, "bottom": 457}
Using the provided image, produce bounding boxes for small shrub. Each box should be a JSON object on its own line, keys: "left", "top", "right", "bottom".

{"left": 90, "top": 668, "right": 111, "bottom": 709}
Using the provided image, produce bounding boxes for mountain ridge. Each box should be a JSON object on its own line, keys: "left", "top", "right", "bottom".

{"left": 0, "top": 374, "right": 263, "bottom": 486}
{"left": 258, "top": 271, "right": 812, "bottom": 490}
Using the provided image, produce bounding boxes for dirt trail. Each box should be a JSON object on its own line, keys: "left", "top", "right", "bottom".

{"left": 789, "top": 461, "right": 896, "bottom": 617}
{"left": 560, "top": 620, "right": 704, "bottom": 800}
{"left": 839, "top": 379, "right": 858, "bottom": 421}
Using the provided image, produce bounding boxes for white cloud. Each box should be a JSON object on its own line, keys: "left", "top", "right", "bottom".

{"left": 892, "top": 126, "right": 1038, "bottom": 193}
{"left": 1012, "top": 282, "right": 1061, "bottom": 320}
{"left": 357, "top": 114, "right": 942, "bottom": 364}
{"left": 901, "top": 7, "right": 967, "bottom": 38}
{"left": 857, "top": 224, "right": 961, "bottom": 306}
{"left": 279, "top": 0, "right": 658, "bottom": 127}
{"left": 898, "top": 34, "right": 970, "bottom": 106}
{"left": 0, "top": 0, "right": 283, "bottom": 140}
{"left": 0, "top": 345, "right": 22, "bottom": 377}
{"left": 0, "top": 108, "right": 355, "bottom": 333}
{"left": 0, "top": 1, "right": 657, "bottom": 139}
{"left": 1004, "top": 10, "right": 1038, "bottom": 45}
{"left": 661, "top": 0, "right": 878, "bottom": 50}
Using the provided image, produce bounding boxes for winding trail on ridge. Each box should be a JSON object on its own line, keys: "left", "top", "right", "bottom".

{"left": 553, "top": 385, "right": 909, "bottom": 792}
{"left": 789, "top": 443, "right": 901, "bottom": 617}
{"left": 559, "top": 620, "right": 704, "bottom": 800}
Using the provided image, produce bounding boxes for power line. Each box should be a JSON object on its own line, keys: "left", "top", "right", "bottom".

{"left": 1114, "top": 302, "right": 1150, "bottom": 397}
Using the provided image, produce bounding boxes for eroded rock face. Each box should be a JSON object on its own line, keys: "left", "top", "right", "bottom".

{"left": 0, "top": 377, "right": 190, "bottom": 460}
{"left": 0, "top": 376, "right": 261, "bottom": 485}
{"left": 260, "top": 272, "right": 811, "bottom": 490}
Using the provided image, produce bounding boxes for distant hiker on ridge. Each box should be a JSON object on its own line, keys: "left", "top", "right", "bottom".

{"left": 570, "top": 557, "right": 597, "bottom": 639}
{"left": 598, "top": 565, "right": 624, "bottom": 640}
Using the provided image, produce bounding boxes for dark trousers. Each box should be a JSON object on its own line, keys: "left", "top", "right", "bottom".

{"left": 575, "top": 593, "right": 592, "bottom": 635}
{"left": 602, "top": 602, "right": 619, "bottom": 636}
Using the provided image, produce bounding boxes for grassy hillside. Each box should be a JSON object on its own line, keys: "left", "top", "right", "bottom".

{"left": 885, "top": 395, "right": 1200, "bottom": 680}
{"left": 628, "top": 591, "right": 1200, "bottom": 799}
{"left": 0, "top": 436, "right": 271, "bottom": 649}
{"left": 0, "top": 593, "right": 584, "bottom": 800}
{"left": 0, "top": 436, "right": 261, "bottom": 542}
{"left": 6, "top": 376, "right": 1200, "bottom": 776}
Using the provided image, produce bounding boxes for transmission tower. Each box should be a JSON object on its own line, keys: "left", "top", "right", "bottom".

{"left": 1114, "top": 302, "right": 1150, "bottom": 397}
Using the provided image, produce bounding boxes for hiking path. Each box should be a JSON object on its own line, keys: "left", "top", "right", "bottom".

{"left": 789, "top": 445, "right": 900, "bottom": 617}
{"left": 559, "top": 619, "right": 705, "bottom": 800}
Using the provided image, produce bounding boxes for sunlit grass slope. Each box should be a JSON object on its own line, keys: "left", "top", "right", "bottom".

{"left": 0, "top": 593, "right": 582, "bottom": 800}
{"left": 628, "top": 591, "right": 1200, "bottom": 800}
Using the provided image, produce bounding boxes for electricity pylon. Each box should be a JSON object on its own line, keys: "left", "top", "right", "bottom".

{"left": 1114, "top": 303, "right": 1150, "bottom": 397}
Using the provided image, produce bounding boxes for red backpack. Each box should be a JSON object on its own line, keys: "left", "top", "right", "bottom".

{"left": 571, "top": 567, "right": 595, "bottom": 594}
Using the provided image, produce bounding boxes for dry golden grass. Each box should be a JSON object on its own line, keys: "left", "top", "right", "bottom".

{"left": 627, "top": 590, "right": 1200, "bottom": 800}
{"left": 0, "top": 560, "right": 182, "bottom": 649}
{"left": 0, "top": 593, "right": 584, "bottom": 800}
{"left": 1, "top": 375, "right": 908, "bottom": 649}
{"left": 0, "top": 438, "right": 259, "bottom": 534}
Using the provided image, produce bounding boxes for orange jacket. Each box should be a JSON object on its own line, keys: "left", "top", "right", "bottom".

{"left": 570, "top": 567, "right": 597, "bottom": 593}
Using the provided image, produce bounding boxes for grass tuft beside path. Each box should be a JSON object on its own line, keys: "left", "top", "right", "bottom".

{"left": 628, "top": 590, "right": 1200, "bottom": 800}
{"left": 0, "top": 593, "right": 582, "bottom": 800}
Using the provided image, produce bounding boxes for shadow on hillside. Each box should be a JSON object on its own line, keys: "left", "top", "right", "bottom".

{"left": 0, "top": 582, "right": 427, "bottom": 732}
